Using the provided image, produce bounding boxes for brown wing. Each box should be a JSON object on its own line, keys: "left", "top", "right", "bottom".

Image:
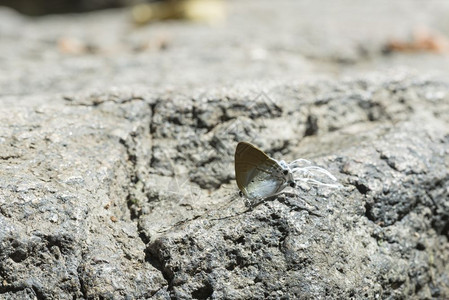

{"left": 235, "top": 142, "right": 273, "bottom": 191}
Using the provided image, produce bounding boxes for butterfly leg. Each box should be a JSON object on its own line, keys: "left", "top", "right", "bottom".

{"left": 244, "top": 197, "right": 253, "bottom": 209}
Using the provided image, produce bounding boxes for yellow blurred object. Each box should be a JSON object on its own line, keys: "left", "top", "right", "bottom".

{"left": 132, "top": 0, "right": 226, "bottom": 25}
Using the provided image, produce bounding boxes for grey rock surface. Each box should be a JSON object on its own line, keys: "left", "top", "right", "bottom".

{"left": 0, "top": 1, "right": 449, "bottom": 299}
{"left": 143, "top": 77, "right": 449, "bottom": 299}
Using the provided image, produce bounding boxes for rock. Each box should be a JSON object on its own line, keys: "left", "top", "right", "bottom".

{"left": 143, "top": 76, "right": 449, "bottom": 299}
{"left": 2, "top": 75, "right": 448, "bottom": 298}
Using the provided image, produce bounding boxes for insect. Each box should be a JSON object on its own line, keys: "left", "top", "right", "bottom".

{"left": 157, "top": 142, "right": 337, "bottom": 233}
{"left": 235, "top": 141, "right": 338, "bottom": 200}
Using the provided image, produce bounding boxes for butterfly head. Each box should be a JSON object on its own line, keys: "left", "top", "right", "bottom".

{"left": 278, "top": 160, "right": 296, "bottom": 189}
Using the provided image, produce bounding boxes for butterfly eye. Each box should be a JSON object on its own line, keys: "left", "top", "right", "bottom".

{"left": 289, "top": 182, "right": 296, "bottom": 188}
{"left": 283, "top": 170, "right": 289, "bottom": 176}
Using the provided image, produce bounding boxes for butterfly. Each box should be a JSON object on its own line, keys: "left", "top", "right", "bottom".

{"left": 157, "top": 141, "right": 338, "bottom": 233}
{"left": 235, "top": 142, "right": 338, "bottom": 200}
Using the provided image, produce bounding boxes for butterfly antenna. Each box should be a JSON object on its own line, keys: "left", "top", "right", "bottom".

{"left": 291, "top": 166, "right": 337, "bottom": 181}
{"left": 163, "top": 149, "right": 177, "bottom": 175}
{"left": 289, "top": 158, "right": 313, "bottom": 166}
{"left": 289, "top": 160, "right": 340, "bottom": 189}
{"left": 294, "top": 177, "right": 340, "bottom": 188}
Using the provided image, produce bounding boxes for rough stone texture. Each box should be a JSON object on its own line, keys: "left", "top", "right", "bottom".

{"left": 0, "top": 1, "right": 449, "bottom": 299}
{"left": 142, "top": 77, "right": 449, "bottom": 299}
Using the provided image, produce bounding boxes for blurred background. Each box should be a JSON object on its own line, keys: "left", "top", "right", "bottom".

{"left": 0, "top": 0, "right": 135, "bottom": 15}
{"left": 1, "top": 0, "right": 449, "bottom": 99}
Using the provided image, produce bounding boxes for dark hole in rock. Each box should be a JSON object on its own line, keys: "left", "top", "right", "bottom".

{"left": 191, "top": 281, "right": 213, "bottom": 300}
{"left": 10, "top": 249, "right": 27, "bottom": 263}
{"left": 364, "top": 202, "right": 376, "bottom": 222}
{"left": 416, "top": 242, "right": 426, "bottom": 251}
{"left": 304, "top": 114, "right": 319, "bottom": 136}
{"left": 442, "top": 220, "right": 449, "bottom": 238}
{"left": 235, "top": 236, "right": 245, "bottom": 244}
{"left": 355, "top": 182, "right": 370, "bottom": 195}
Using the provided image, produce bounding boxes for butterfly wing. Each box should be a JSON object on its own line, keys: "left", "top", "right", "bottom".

{"left": 235, "top": 142, "right": 270, "bottom": 191}
{"left": 235, "top": 142, "right": 287, "bottom": 199}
